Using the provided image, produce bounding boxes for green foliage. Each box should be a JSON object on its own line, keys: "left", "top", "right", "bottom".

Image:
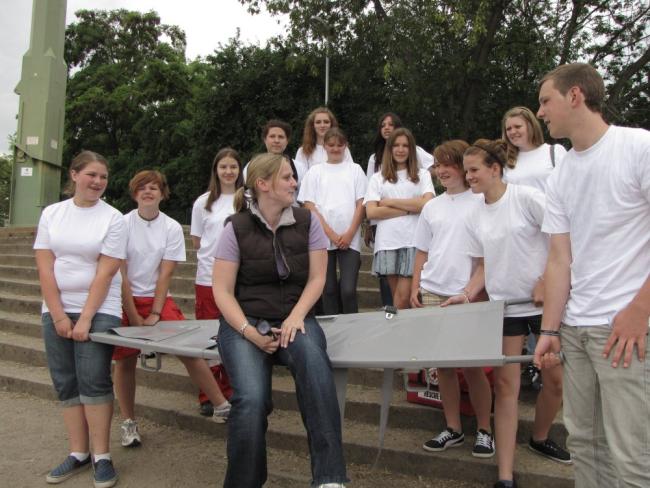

{"left": 0, "top": 153, "right": 11, "bottom": 227}
{"left": 58, "top": 3, "right": 648, "bottom": 222}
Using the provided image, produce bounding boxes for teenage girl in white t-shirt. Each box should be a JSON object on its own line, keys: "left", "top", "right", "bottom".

{"left": 366, "top": 112, "right": 434, "bottom": 178}
{"left": 190, "top": 148, "right": 243, "bottom": 416}
{"left": 444, "top": 139, "right": 569, "bottom": 488}
{"left": 298, "top": 128, "right": 367, "bottom": 314}
{"left": 411, "top": 140, "right": 494, "bottom": 459}
{"left": 34, "top": 151, "right": 126, "bottom": 487}
{"left": 294, "top": 107, "right": 353, "bottom": 183}
{"left": 365, "top": 113, "right": 435, "bottom": 307}
{"left": 502, "top": 106, "right": 567, "bottom": 193}
{"left": 113, "top": 171, "right": 231, "bottom": 447}
{"left": 364, "top": 128, "right": 435, "bottom": 309}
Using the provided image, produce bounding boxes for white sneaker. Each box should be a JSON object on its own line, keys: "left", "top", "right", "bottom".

{"left": 120, "top": 418, "right": 141, "bottom": 447}
{"left": 212, "top": 402, "right": 231, "bottom": 423}
{"left": 317, "top": 484, "right": 346, "bottom": 488}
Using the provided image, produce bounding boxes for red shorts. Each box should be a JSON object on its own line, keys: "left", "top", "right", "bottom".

{"left": 194, "top": 284, "right": 221, "bottom": 320}
{"left": 112, "top": 296, "right": 185, "bottom": 360}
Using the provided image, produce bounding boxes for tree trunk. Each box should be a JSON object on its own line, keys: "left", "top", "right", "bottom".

{"left": 460, "top": 0, "right": 513, "bottom": 140}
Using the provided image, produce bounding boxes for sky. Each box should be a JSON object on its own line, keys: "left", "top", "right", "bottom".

{"left": 0, "top": 0, "right": 287, "bottom": 154}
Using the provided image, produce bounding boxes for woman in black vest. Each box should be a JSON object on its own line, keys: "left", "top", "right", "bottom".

{"left": 212, "top": 153, "right": 348, "bottom": 488}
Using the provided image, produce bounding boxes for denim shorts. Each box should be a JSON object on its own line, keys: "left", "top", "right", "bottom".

{"left": 42, "top": 312, "right": 119, "bottom": 406}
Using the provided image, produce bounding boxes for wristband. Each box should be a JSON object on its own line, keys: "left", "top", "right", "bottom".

{"left": 239, "top": 322, "right": 251, "bottom": 337}
{"left": 150, "top": 311, "right": 161, "bottom": 316}
{"left": 53, "top": 317, "right": 68, "bottom": 325}
{"left": 539, "top": 329, "right": 560, "bottom": 337}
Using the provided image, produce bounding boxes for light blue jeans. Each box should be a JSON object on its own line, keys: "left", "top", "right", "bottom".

{"left": 217, "top": 316, "right": 348, "bottom": 488}
{"left": 42, "top": 312, "right": 118, "bottom": 406}
{"left": 561, "top": 324, "right": 650, "bottom": 487}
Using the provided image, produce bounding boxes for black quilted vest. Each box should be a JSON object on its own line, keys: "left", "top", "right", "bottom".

{"left": 230, "top": 207, "right": 311, "bottom": 320}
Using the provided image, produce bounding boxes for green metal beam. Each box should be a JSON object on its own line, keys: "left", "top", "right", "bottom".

{"left": 9, "top": 0, "right": 67, "bottom": 227}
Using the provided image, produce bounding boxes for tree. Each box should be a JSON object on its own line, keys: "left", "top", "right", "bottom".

{"left": 64, "top": 9, "right": 193, "bottom": 220}
{"left": 0, "top": 153, "right": 11, "bottom": 227}
{"left": 239, "top": 0, "right": 650, "bottom": 138}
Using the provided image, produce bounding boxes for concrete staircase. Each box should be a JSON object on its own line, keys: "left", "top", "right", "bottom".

{"left": 0, "top": 226, "right": 574, "bottom": 487}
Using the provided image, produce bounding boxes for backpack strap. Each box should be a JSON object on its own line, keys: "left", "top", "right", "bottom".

{"left": 550, "top": 144, "right": 556, "bottom": 167}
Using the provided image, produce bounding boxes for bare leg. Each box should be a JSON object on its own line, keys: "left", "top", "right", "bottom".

{"left": 436, "top": 368, "right": 462, "bottom": 432}
{"left": 462, "top": 367, "right": 493, "bottom": 432}
{"left": 494, "top": 335, "right": 525, "bottom": 481}
{"left": 179, "top": 356, "right": 227, "bottom": 406}
{"left": 113, "top": 355, "right": 138, "bottom": 420}
{"left": 62, "top": 405, "right": 89, "bottom": 453}
{"left": 393, "top": 276, "right": 412, "bottom": 309}
{"left": 84, "top": 403, "right": 113, "bottom": 455}
{"left": 532, "top": 343, "right": 563, "bottom": 440}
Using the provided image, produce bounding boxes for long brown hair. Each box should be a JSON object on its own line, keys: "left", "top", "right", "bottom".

{"left": 501, "top": 106, "right": 545, "bottom": 169}
{"left": 205, "top": 148, "right": 243, "bottom": 212}
{"left": 465, "top": 139, "right": 508, "bottom": 176}
{"left": 381, "top": 128, "right": 419, "bottom": 184}
{"left": 301, "top": 107, "right": 339, "bottom": 157}
{"left": 63, "top": 150, "right": 109, "bottom": 196}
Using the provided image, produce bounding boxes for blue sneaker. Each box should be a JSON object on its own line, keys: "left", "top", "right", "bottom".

{"left": 93, "top": 459, "right": 118, "bottom": 488}
{"left": 46, "top": 455, "right": 90, "bottom": 483}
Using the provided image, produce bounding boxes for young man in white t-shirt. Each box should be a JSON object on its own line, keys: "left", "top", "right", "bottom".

{"left": 534, "top": 63, "right": 650, "bottom": 487}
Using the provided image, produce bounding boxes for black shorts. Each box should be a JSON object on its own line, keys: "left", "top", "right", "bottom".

{"left": 503, "top": 315, "right": 542, "bottom": 337}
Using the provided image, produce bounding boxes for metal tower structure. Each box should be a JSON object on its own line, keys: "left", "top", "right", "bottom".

{"left": 9, "top": 0, "right": 67, "bottom": 226}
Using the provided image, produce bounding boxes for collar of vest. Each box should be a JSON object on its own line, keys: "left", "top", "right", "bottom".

{"left": 249, "top": 203, "right": 296, "bottom": 232}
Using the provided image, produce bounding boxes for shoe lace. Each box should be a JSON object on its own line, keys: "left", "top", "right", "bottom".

{"left": 434, "top": 429, "right": 454, "bottom": 442}
{"left": 122, "top": 420, "right": 137, "bottom": 436}
{"left": 475, "top": 431, "right": 493, "bottom": 449}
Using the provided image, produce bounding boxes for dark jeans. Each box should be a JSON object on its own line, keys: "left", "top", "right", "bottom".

{"left": 217, "top": 316, "right": 348, "bottom": 488}
{"left": 323, "top": 249, "right": 361, "bottom": 315}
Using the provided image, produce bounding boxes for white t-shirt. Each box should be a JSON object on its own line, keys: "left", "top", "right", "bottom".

{"left": 190, "top": 192, "right": 236, "bottom": 286}
{"left": 297, "top": 161, "right": 368, "bottom": 252}
{"left": 366, "top": 146, "right": 434, "bottom": 179}
{"left": 414, "top": 189, "right": 483, "bottom": 296}
{"left": 363, "top": 168, "right": 436, "bottom": 252}
{"left": 543, "top": 126, "right": 650, "bottom": 327}
{"left": 33, "top": 198, "right": 127, "bottom": 317}
{"left": 466, "top": 184, "right": 547, "bottom": 317}
{"left": 294, "top": 144, "right": 353, "bottom": 183}
{"left": 503, "top": 143, "right": 567, "bottom": 193}
{"left": 123, "top": 210, "right": 186, "bottom": 297}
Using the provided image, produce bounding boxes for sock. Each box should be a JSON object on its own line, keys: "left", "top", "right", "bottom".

{"left": 497, "top": 481, "right": 514, "bottom": 488}
{"left": 70, "top": 452, "right": 89, "bottom": 462}
{"left": 215, "top": 400, "right": 230, "bottom": 410}
{"left": 93, "top": 453, "right": 111, "bottom": 463}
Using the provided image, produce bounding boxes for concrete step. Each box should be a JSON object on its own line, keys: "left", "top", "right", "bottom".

{"left": 0, "top": 327, "right": 568, "bottom": 446}
{"left": 0, "top": 275, "right": 383, "bottom": 314}
{"left": 0, "top": 358, "right": 574, "bottom": 487}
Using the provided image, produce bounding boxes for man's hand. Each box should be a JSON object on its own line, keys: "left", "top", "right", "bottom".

{"left": 534, "top": 335, "right": 562, "bottom": 369}
{"left": 603, "top": 302, "right": 648, "bottom": 368}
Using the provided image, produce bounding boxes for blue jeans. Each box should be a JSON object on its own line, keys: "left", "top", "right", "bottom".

{"left": 42, "top": 312, "right": 119, "bottom": 406}
{"left": 217, "top": 316, "right": 348, "bottom": 488}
